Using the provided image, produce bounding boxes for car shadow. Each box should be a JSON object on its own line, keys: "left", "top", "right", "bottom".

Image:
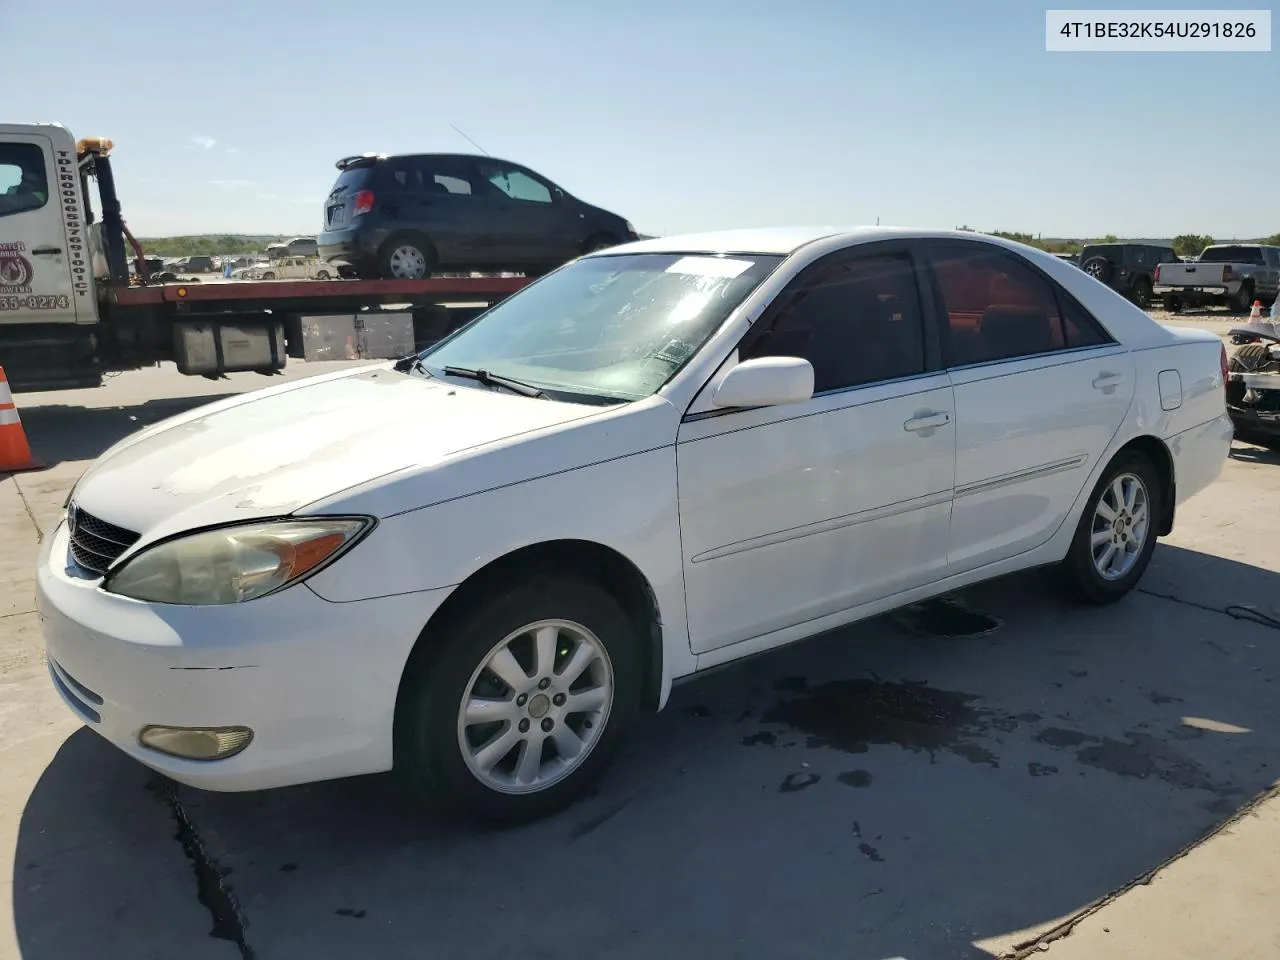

{"left": 15, "top": 394, "right": 235, "bottom": 468}
{"left": 1230, "top": 441, "right": 1280, "bottom": 465}
{"left": 14, "top": 544, "right": 1280, "bottom": 960}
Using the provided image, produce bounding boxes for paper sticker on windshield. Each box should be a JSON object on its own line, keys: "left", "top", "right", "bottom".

{"left": 664, "top": 256, "right": 754, "bottom": 279}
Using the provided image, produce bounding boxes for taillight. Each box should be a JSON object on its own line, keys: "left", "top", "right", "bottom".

{"left": 353, "top": 190, "right": 375, "bottom": 216}
{"left": 1153, "top": 264, "right": 1161, "bottom": 283}
{"left": 1222, "top": 265, "right": 1234, "bottom": 283}
{"left": 1220, "top": 342, "right": 1229, "bottom": 391}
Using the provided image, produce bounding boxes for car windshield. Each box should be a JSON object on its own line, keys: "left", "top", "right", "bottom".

{"left": 418, "top": 252, "right": 784, "bottom": 403}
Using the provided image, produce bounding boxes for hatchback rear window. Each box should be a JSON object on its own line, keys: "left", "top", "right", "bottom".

{"left": 328, "top": 166, "right": 375, "bottom": 197}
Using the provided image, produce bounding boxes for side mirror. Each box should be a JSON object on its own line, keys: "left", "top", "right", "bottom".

{"left": 711, "top": 356, "right": 814, "bottom": 409}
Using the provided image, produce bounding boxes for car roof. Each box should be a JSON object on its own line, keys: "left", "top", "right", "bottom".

{"left": 596, "top": 226, "right": 1078, "bottom": 258}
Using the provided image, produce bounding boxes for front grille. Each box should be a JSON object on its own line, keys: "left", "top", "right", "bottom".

{"left": 67, "top": 502, "right": 140, "bottom": 576}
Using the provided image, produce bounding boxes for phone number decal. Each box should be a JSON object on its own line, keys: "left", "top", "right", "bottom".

{"left": 0, "top": 295, "right": 71, "bottom": 311}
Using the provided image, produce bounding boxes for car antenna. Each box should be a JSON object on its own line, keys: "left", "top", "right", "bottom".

{"left": 450, "top": 124, "right": 491, "bottom": 157}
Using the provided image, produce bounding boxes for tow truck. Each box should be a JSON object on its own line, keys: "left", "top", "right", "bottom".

{"left": 0, "top": 123, "right": 533, "bottom": 392}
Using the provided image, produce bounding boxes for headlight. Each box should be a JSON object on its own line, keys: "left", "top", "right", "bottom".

{"left": 104, "top": 518, "right": 371, "bottom": 605}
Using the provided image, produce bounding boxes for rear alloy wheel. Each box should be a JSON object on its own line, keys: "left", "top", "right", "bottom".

{"left": 396, "top": 575, "right": 641, "bottom": 824}
{"left": 1059, "top": 452, "right": 1161, "bottom": 604}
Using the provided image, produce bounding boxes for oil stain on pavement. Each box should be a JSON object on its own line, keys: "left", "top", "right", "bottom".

{"left": 750, "top": 675, "right": 1028, "bottom": 767}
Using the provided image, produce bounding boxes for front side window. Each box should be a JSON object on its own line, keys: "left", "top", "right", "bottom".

{"left": 927, "top": 244, "right": 1110, "bottom": 366}
{"left": 744, "top": 253, "right": 926, "bottom": 393}
{"left": 0, "top": 142, "right": 49, "bottom": 218}
{"left": 480, "top": 163, "right": 553, "bottom": 204}
{"left": 420, "top": 253, "right": 783, "bottom": 403}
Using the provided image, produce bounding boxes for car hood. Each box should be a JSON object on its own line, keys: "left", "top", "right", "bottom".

{"left": 70, "top": 366, "right": 601, "bottom": 543}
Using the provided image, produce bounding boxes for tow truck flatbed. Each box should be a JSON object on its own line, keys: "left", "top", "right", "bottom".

{"left": 109, "top": 275, "right": 532, "bottom": 309}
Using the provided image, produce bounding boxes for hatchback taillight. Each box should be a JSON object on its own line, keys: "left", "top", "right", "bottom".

{"left": 1221, "top": 342, "right": 1230, "bottom": 393}
{"left": 353, "top": 190, "right": 375, "bottom": 216}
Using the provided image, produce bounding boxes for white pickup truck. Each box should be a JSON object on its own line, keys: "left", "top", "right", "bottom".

{"left": 1154, "top": 243, "right": 1280, "bottom": 313}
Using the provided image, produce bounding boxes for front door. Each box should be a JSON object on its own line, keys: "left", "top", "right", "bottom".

{"left": 0, "top": 134, "right": 78, "bottom": 325}
{"left": 473, "top": 160, "right": 578, "bottom": 267}
{"left": 676, "top": 245, "right": 956, "bottom": 655}
{"left": 916, "top": 239, "right": 1135, "bottom": 572}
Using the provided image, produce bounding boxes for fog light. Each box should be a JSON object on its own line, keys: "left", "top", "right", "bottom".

{"left": 138, "top": 725, "right": 253, "bottom": 761}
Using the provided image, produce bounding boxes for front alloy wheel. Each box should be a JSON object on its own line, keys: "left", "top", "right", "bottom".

{"left": 458, "top": 619, "right": 614, "bottom": 794}
{"left": 396, "top": 575, "right": 641, "bottom": 824}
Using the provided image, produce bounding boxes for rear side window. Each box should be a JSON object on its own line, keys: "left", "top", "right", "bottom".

{"left": 926, "top": 243, "right": 1111, "bottom": 365}
{"left": 0, "top": 141, "right": 49, "bottom": 218}
{"left": 1199, "top": 246, "right": 1265, "bottom": 265}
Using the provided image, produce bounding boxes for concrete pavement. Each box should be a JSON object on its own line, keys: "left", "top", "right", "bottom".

{"left": 3, "top": 348, "right": 1280, "bottom": 959}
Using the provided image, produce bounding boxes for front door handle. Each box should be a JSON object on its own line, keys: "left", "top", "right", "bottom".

{"left": 1092, "top": 371, "right": 1123, "bottom": 391}
{"left": 904, "top": 411, "right": 951, "bottom": 433}
{"left": 32, "top": 246, "right": 62, "bottom": 256}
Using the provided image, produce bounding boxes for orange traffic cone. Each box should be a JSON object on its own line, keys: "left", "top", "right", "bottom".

{"left": 0, "top": 367, "right": 41, "bottom": 472}
{"left": 1249, "top": 300, "right": 1263, "bottom": 321}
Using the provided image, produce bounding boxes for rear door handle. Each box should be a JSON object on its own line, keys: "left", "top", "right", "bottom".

{"left": 904, "top": 411, "right": 951, "bottom": 433}
{"left": 1092, "top": 371, "right": 1123, "bottom": 391}
{"left": 32, "top": 246, "right": 62, "bottom": 256}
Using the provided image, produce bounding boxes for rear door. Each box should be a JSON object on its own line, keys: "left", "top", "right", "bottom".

{"left": 0, "top": 133, "right": 79, "bottom": 324}
{"left": 916, "top": 239, "right": 1133, "bottom": 573}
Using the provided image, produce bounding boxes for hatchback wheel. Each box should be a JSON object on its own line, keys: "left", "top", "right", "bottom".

{"left": 1059, "top": 452, "right": 1161, "bottom": 604}
{"left": 378, "top": 238, "right": 435, "bottom": 280}
{"left": 396, "top": 575, "right": 641, "bottom": 824}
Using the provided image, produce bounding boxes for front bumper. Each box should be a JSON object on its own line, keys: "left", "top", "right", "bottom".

{"left": 36, "top": 519, "right": 450, "bottom": 791}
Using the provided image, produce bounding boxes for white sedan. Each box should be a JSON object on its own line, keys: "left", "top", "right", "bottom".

{"left": 38, "top": 226, "right": 1233, "bottom": 823}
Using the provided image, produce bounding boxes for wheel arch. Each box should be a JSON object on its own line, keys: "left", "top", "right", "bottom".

{"left": 393, "top": 538, "right": 665, "bottom": 741}
{"left": 1112, "top": 434, "right": 1176, "bottom": 536}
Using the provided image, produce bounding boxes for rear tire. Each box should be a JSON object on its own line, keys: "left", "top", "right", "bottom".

{"left": 1058, "top": 451, "right": 1162, "bottom": 605}
{"left": 395, "top": 575, "right": 642, "bottom": 825}
{"left": 1231, "top": 284, "right": 1255, "bottom": 314}
{"left": 378, "top": 235, "right": 436, "bottom": 280}
{"left": 1131, "top": 277, "right": 1153, "bottom": 309}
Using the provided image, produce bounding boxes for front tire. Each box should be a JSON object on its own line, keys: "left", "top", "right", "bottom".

{"left": 396, "top": 575, "right": 642, "bottom": 825}
{"left": 1059, "top": 451, "right": 1162, "bottom": 604}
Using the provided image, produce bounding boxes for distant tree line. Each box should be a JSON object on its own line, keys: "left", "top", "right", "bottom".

{"left": 135, "top": 235, "right": 288, "bottom": 257}
{"left": 963, "top": 228, "right": 1280, "bottom": 258}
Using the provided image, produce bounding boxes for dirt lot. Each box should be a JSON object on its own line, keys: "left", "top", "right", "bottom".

{"left": 3, "top": 315, "right": 1280, "bottom": 959}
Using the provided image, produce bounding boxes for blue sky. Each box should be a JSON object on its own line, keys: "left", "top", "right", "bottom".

{"left": 7, "top": 0, "right": 1276, "bottom": 238}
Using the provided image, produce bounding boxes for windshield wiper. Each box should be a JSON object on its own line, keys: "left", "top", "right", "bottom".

{"left": 442, "top": 365, "right": 547, "bottom": 399}
{"left": 393, "top": 354, "right": 428, "bottom": 375}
